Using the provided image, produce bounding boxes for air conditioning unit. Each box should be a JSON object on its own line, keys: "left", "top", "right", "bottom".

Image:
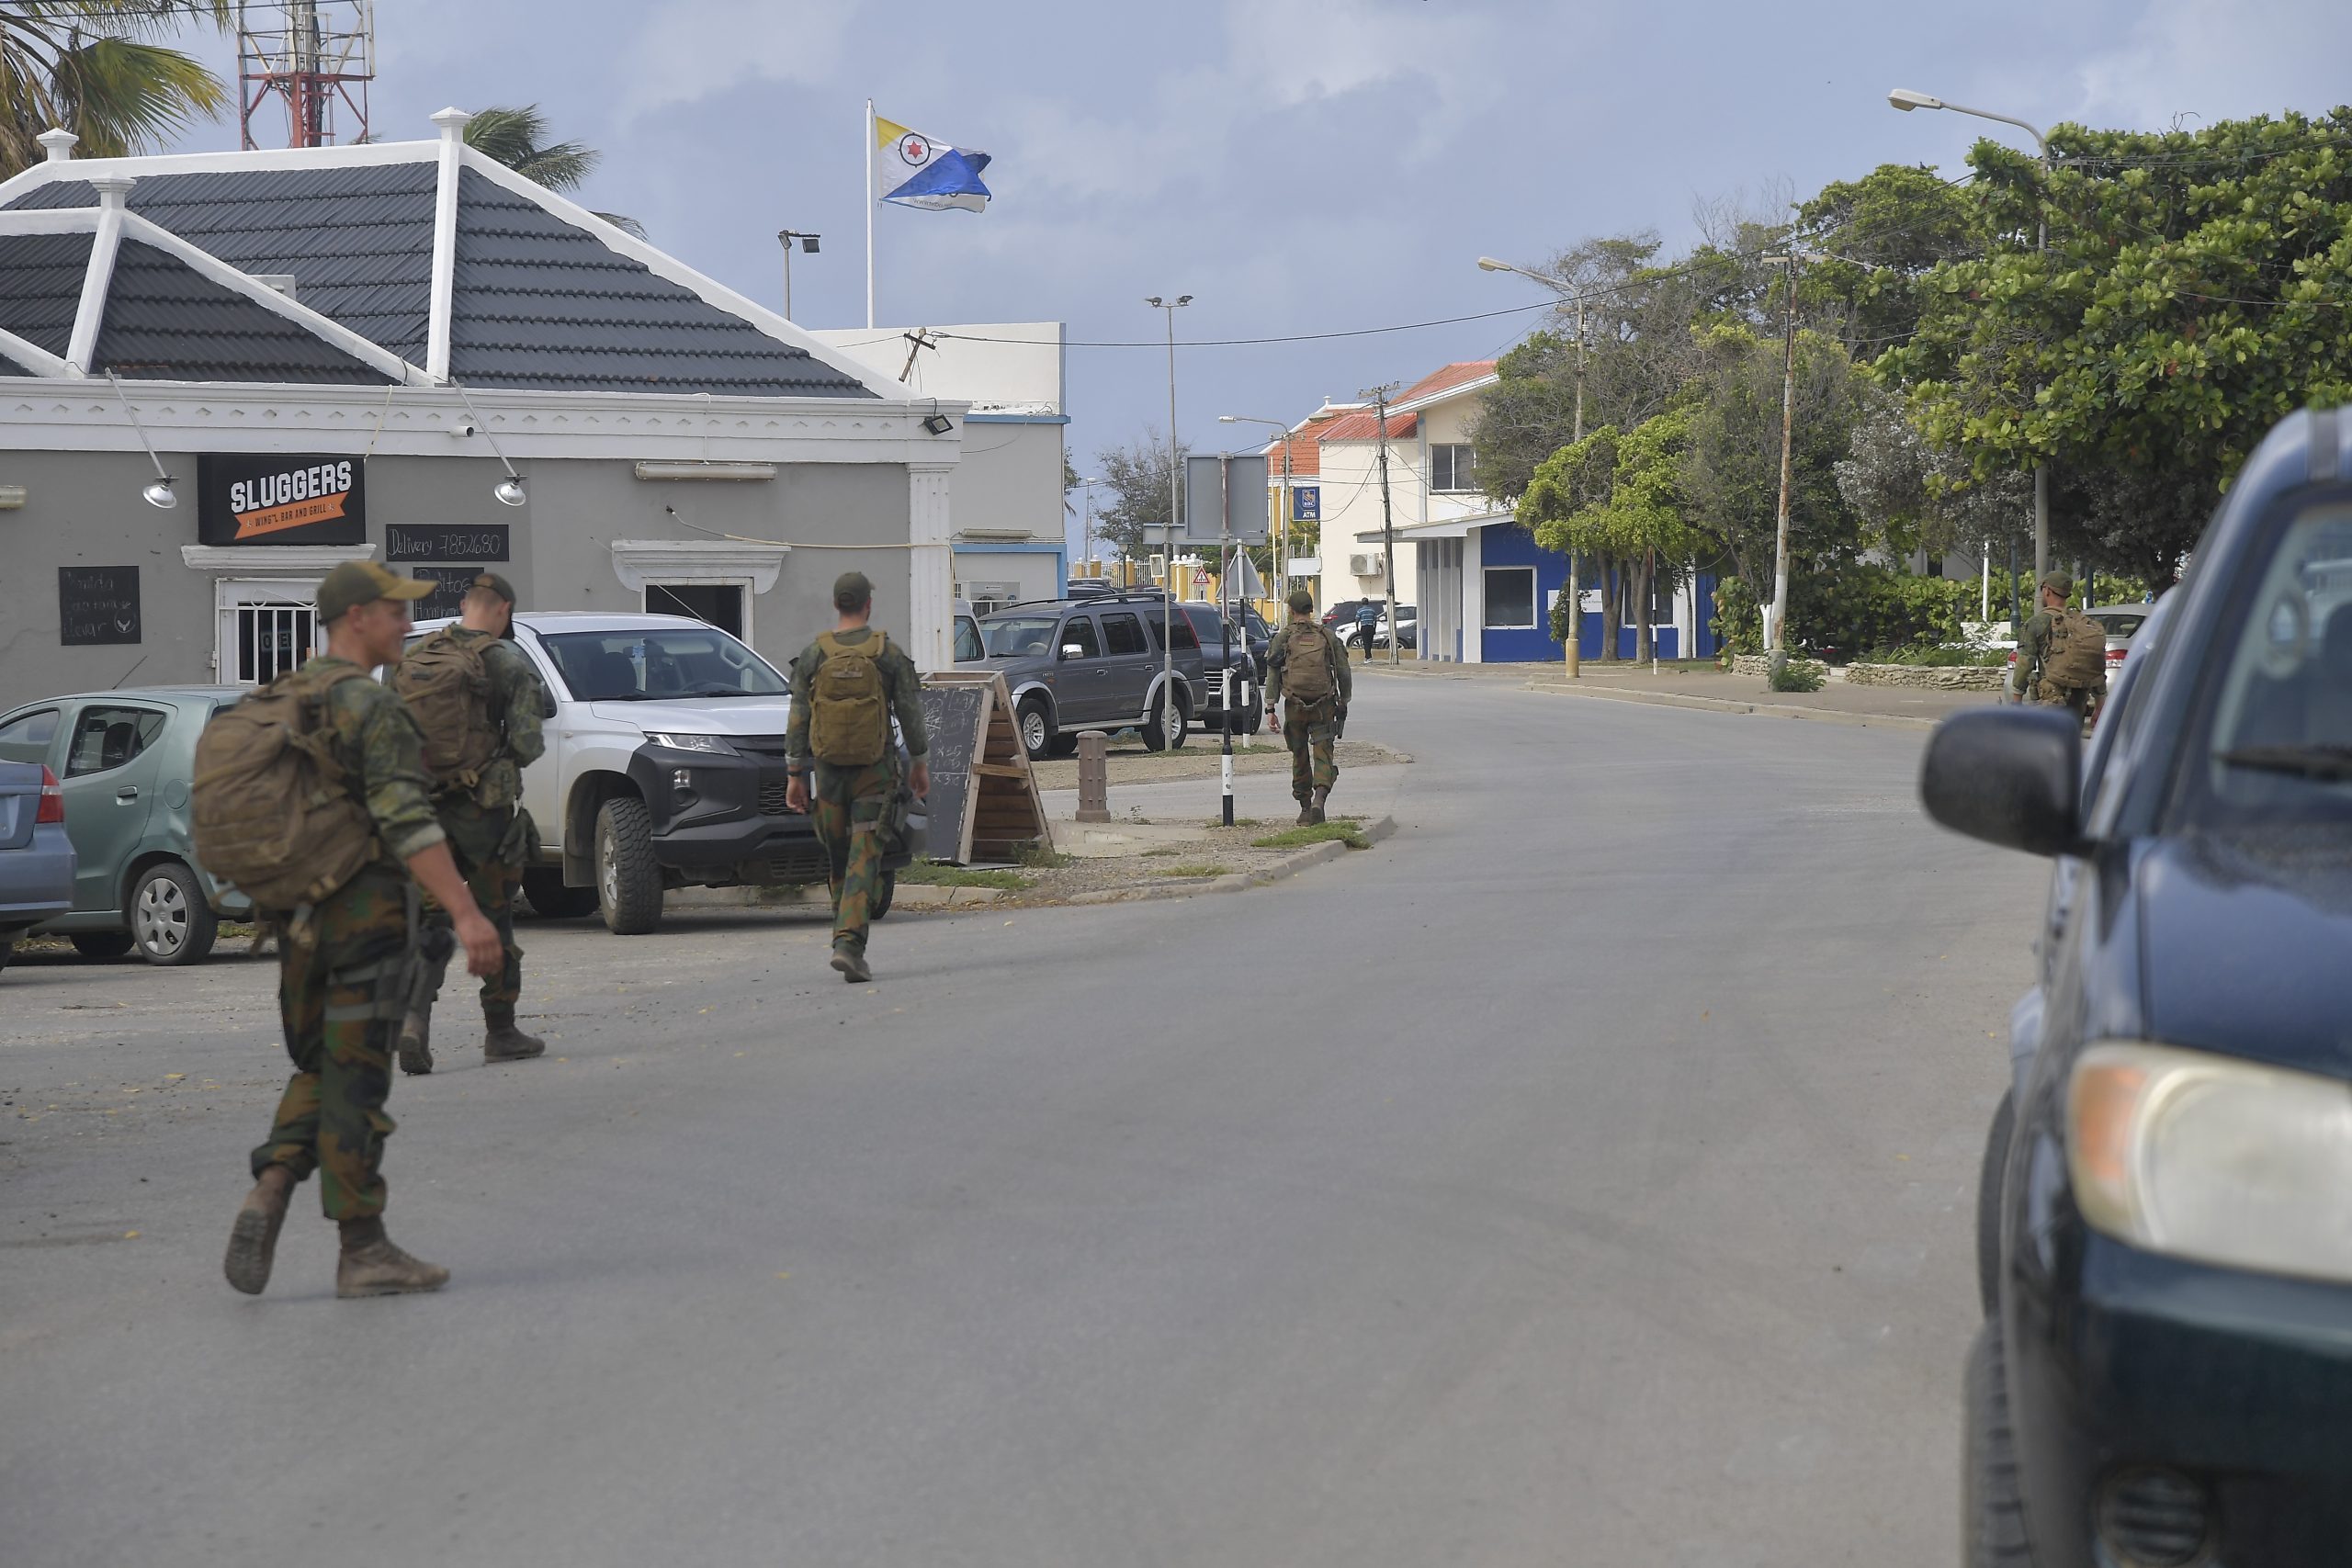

{"left": 1348, "top": 552, "right": 1385, "bottom": 579}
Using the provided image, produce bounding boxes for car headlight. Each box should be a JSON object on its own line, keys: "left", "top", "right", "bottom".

{"left": 2069, "top": 1042, "right": 2352, "bottom": 1284}
{"left": 647, "top": 732, "right": 736, "bottom": 755}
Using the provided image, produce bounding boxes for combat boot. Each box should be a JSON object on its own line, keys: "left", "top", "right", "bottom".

{"left": 335, "top": 1217, "right": 449, "bottom": 1298}
{"left": 222, "top": 1163, "right": 296, "bottom": 1296}
{"left": 395, "top": 1009, "right": 433, "bottom": 1076}
{"left": 482, "top": 1023, "right": 546, "bottom": 1062}
{"left": 1309, "top": 786, "right": 1329, "bottom": 826}
{"left": 1295, "top": 800, "right": 1315, "bottom": 827}
{"left": 830, "top": 943, "right": 873, "bottom": 983}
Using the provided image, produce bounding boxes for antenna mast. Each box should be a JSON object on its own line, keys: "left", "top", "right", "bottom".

{"left": 237, "top": 1, "right": 377, "bottom": 150}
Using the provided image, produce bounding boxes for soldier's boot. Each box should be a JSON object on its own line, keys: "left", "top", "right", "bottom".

{"left": 334, "top": 1216, "right": 449, "bottom": 1298}
{"left": 395, "top": 1008, "right": 433, "bottom": 1077}
{"left": 1309, "top": 786, "right": 1329, "bottom": 826}
{"left": 222, "top": 1162, "right": 296, "bottom": 1296}
{"left": 830, "top": 942, "right": 873, "bottom": 984}
{"left": 1295, "top": 798, "right": 1316, "bottom": 827}
{"left": 481, "top": 1023, "right": 546, "bottom": 1063}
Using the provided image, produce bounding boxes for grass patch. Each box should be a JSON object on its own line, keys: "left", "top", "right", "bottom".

{"left": 1204, "top": 817, "right": 1264, "bottom": 829}
{"left": 1250, "top": 819, "right": 1370, "bottom": 851}
{"left": 1156, "top": 863, "right": 1230, "bottom": 878}
{"left": 1143, "top": 847, "right": 1181, "bottom": 857}
{"left": 1016, "top": 843, "right": 1076, "bottom": 869}
{"left": 897, "top": 859, "right": 1034, "bottom": 892}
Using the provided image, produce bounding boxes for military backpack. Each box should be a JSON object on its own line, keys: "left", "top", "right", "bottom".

{"left": 1283, "top": 623, "right": 1338, "bottom": 702}
{"left": 191, "top": 666, "right": 380, "bottom": 911}
{"left": 809, "top": 631, "right": 893, "bottom": 765}
{"left": 391, "top": 627, "right": 501, "bottom": 790}
{"left": 2041, "top": 607, "right": 2108, "bottom": 690}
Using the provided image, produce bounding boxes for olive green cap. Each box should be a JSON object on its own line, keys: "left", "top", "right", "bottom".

{"left": 2040, "top": 570, "right": 2074, "bottom": 600}
{"left": 1287, "top": 588, "right": 1315, "bottom": 615}
{"left": 317, "top": 559, "right": 431, "bottom": 623}
{"left": 467, "top": 570, "right": 516, "bottom": 605}
{"left": 832, "top": 570, "right": 874, "bottom": 610}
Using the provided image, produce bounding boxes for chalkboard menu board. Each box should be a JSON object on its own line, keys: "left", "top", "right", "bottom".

{"left": 918, "top": 680, "right": 989, "bottom": 862}
{"left": 408, "top": 566, "right": 483, "bottom": 621}
{"left": 385, "top": 524, "right": 510, "bottom": 563}
{"left": 58, "top": 566, "right": 141, "bottom": 646}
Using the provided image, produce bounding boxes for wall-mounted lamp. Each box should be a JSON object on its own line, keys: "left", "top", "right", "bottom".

{"left": 922, "top": 412, "right": 955, "bottom": 436}
{"left": 493, "top": 477, "right": 526, "bottom": 507}
{"left": 107, "top": 371, "right": 178, "bottom": 509}
{"left": 450, "top": 378, "right": 529, "bottom": 506}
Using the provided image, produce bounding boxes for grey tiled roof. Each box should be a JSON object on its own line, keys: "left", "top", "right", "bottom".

{"left": 96, "top": 238, "right": 393, "bottom": 384}
{"left": 450, "top": 169, "right": 873, "bottom": 397}
{"left": 0, "top": 231, "right": 95, "bottom": 356}
{"left": 9, "top": 163, "right": 435, "bottom": 360}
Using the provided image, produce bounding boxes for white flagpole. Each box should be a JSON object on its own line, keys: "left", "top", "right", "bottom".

{"left": 865, "top": 98, "right": 876, "bottom": 329}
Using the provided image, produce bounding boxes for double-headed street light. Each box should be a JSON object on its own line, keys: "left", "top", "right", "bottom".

{"left": 1889, "top": 86, "right": 2054, "bottom": 581}
{"left": 1478, "top": 255, "right": 1587, "bottom": 676}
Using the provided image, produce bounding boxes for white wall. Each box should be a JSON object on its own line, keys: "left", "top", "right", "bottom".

{"left": 1317, "top": 436, "right": 1419, "bottom": 613}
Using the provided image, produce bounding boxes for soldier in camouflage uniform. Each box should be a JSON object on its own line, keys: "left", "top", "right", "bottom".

{"left": 2011, "top": 570, "right": 2109, "bottom": 723}
{"left": 396, "top": 572, "right": 549, "bottom": 1075}
{"left": 784, "top": 572, "right": 930, "bottom": 984}
{"left": 1267, "top": 588, "right": 1352, "bottom": 825}
{"left": 223, "top": 560, "right": 503, "bottom": 1301}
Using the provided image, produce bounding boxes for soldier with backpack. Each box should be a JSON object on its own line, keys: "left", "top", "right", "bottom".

{"left": 390, "top": 572, "right": 548, "bottom": 1076}
{"left": 1268, "top": 587, "right": 1352, "bottom": 825}
{"left": 2011, "top": 570, "right": 2109, "bottom": 725}
{"left": 782, "top": 572, "right": 930, "bottom": 983}
{"left": 197, "top": 560, "right": 503, "bottom": 1300}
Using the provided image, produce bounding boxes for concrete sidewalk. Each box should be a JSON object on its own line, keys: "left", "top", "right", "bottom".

{"left": 1357, "top": 659, "right": 1995, "bottom": 729}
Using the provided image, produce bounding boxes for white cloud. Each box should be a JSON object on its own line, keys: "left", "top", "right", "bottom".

{"left": 617, "top": 0, "right": 855, "bottom": 119}
{"left": 2075, "top": 0, "right": 2352, "bottom": 128}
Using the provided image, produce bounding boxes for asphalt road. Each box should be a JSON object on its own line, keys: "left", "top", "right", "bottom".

{"left": 0, "top": 674, "right": 2040, "bottom": 1567}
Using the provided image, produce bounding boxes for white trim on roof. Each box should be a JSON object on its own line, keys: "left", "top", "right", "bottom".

{"left": 426, "top": 109, "right": 467, "bottom": 383}
{"left": 1389, "top": 370, "right": 1499, "bottom": 418}
{"left": 0, "top": 138, "right": 439, "bottom": 209}
{"left": 0, "top": 326, "right": 76, "bottom": 378}
{"left": 64, "top": 183, "right": 127, "bottom": 371}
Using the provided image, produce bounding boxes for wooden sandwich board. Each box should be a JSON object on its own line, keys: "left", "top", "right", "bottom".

{"left": 918, "top": 671, "right": 1051, "bottom": 865}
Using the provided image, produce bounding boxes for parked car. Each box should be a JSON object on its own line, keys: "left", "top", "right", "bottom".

{"left": 953, "top": 601, "right": 985, "bottom": 664}
{"left": 1321, "top": 598, "right": 1372, "bottom": 638}
{"left": 1924, "top": 407, "right": 2352, "bottom": 1567}
{"left": 407, "top": 613, "right": 922, "bottom": 937}
{"left": 1176, "top": 604, "right": 1265, "bottom": 734}
{"left": 1349, "top": 604, "right": 1419, "bottom": 651}
{"left": 961, "top": 592, "right": 1204, "bottom": 760}
{"left": 0, "top": 688, "right": 254, "bottom": 964}
{"left": 0, "top": 761, "right": 74, "bottom": 976}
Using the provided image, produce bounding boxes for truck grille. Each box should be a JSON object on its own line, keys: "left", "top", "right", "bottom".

{"left": 757, "top": 781, "right": 800, "bottom": 817}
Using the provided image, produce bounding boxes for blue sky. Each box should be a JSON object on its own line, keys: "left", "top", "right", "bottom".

{"left": 165, "top": 0, "right": 2352, "bottom": 542}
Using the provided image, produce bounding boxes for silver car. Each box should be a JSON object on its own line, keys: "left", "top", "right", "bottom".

{"left": 0, "top": 760, "right": 75, "bottom": 976}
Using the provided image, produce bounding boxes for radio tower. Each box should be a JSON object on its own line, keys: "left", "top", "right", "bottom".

{"left": 237, "top": 1, "right": 376, "bottom": 149}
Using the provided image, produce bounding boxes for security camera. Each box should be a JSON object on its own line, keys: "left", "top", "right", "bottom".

{"left": 452, "top": 420, "right": 479, "bottom": 438}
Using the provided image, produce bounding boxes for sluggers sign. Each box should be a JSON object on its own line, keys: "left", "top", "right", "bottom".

{"left": 198, "top": 454, "right": 367, "bottom": 546}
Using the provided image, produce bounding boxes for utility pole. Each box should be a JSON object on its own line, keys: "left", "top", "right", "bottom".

{"left": 1761, "top": 251, "right": 1817, "bottom": 671}
{"left": 1477, "top": 257, "right": 1585, "bottom": 676}
{"left": 1147, "top": 296, "right": 1192, "bottom": 736}
{"left": 1217, "top": 454, "right": 1236, "bottom": 825}
{"left": 1364, "top": 382, "right": 1402, "bottom": 668}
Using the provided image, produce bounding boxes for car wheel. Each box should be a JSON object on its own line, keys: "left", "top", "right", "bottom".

{"left": 1963, "top": 1321, "right": 2034, "bottom": 1566}
{"left": 0, "top": 940, "right": 13, "bottom": 975}
{"left": 594, "top": 795, "right": 664, "bottom": 935}
{"left": 1143, "top": 688, "right": 1188, "bottom": 752}
{"left": 1017, "top": 697, "right": 1057, "bottom": 762}
{"left": 872, "top": 869, "right": 897, "bottom": 920}
{"left": 521, "top": 867, "right": 600, "bottom": 919}
{"left": 71, "top": 931, "right": 136, "bottom": 960}
{"left": 130, "top": 862, "right": 219, "bottom": 966}
{"left": 1977, "top": 1089, "right": 2015, "bottom": 1317}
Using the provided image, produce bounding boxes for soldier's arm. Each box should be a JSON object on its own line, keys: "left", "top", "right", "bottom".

{"left": 1333, "top": 636, "right": 1352, "bottom": 705}
{"left": 785, "top": 642, "right": 817, "bottom": 765}
{"left": 886, "top": 642, "right": 929, "bottom": 758}
{"left": 352, "top": 689, "right": 447, "bottom": 860}
{"left": 488, "top": 643, "right": 547, "bottom": 767}
{"left": 1265, "top": 629, "right": 1288, "bottom": 705}
{"left": 2011, "top": 616, "right": 2045, "bottom": 694}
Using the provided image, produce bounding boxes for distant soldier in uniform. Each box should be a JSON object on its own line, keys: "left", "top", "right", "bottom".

{"left": 393, "top": 572, "right": 548, "bottom": 1075}
{"left": 213, "top": 561, "right": 503, "bottom": 1299}
{"left": 1268, "top": 587, "right": 1351, "bottom": 825}
{"left": 2011, "top": 570, "right": 2109, "bottom": 725}
{"left": 783, "top": 572, "right": 930, "bottom": 984}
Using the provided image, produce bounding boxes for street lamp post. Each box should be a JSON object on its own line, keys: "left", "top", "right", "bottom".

{"left": 1146, "top": 295, "right": 1191, "bottom": 736}
{"left": 1479, "top": 256, "right": 1586, "bottom": 677}
{"left": 1889, "top": 87, "right": 2053, "bottom": 579}
{"left": 776, "top": 230, "right": 820, "bottom": 321}
{"left": 1073, "top": 476, "right": 1105, "bottom": 581}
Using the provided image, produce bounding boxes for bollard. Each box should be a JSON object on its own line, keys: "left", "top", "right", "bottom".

{"left": 1075, "top": 730, "right": 1111, "bottom": 823}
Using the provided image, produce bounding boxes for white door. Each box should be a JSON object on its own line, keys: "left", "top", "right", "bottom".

{"left": 215, "top": 578, "right": 324, "bottom": 686}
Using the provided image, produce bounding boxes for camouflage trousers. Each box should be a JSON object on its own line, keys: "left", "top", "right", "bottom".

{"left": 1283, "top": 694, "right": 1341, "bottom": 803}
{"left": 251, "top": 866, "right": 413, "bottom": 1221}
{"left": 810, "top": 758, "right": 895, "bottom": 956}
{"left": 417, "top": 796, "right": 524, "bottom": 1029}
{"left": 2031, "top": 680, "right": 2101, "bottom": 726}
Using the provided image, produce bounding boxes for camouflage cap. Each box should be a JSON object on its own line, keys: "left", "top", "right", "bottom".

{"left": 1287, "top": 587, "right": 1315, "bottom": 614}
{"left": 832, "top": 570, "right": 874, "bottom": 610}
{"left": 317, "top": 559, "right": 431, "bottom": 623}
{"left": 2040, "top": 570, "right": 2075, "bottom": 600}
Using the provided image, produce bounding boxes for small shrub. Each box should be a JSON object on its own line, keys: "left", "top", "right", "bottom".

{"left": 1768, "top": 658, "right": 1826, "bottom": 694}
{"left": 1157, "top": 863, "right": 1229, "bottom": 878}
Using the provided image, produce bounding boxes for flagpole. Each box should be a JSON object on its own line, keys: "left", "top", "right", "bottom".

{"left": 865, "top": 98, "right": 876, "bottom": 329}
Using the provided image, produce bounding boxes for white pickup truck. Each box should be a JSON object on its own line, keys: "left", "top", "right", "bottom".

{"left": 405, "top": 612, "right": 920, "bottom": 934}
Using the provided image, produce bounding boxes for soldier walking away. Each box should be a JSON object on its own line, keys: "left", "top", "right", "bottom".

{"left": 2011, "top": 570, "right": 2109, "bottom": 726}
{"left": 197, "top": 561, "right": 503, "bottom": 1300}
{"left": 391, "top": 572, "right": 549, "bottom": 1075}
{"left": 1269, "top": 588, "right": 1351, "bottom": 825}
{"left": 784, "top": 572, "right": 930, "bottom": 984}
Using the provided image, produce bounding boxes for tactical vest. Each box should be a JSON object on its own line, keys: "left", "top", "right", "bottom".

{"left": 391, "top": 628, "right": 501, "bottom": 791}
{"left": 809, "top": 631, "right": 892, "bottom": 765}
{"left": 191, "top": 666, "right": 380, "bottom": 911}
{"left": 2041, "top": 608, "right": 2108, "bottom": 690}
{"left": 1283, "top": 624, "right": 1337, "bottom": 701}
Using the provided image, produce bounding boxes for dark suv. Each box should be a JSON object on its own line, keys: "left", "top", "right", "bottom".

{"left": 1177, "top": 604, "right": 1266, "bottom": 735}
{"left": 1924, "top": 405, "right": 2352, "bottom": 1566}
{"left": 963, "top": 593, "right": 1206, "bottom": 760}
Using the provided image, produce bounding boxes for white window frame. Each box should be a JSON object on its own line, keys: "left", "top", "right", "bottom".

{"left": 1430, "top": 443, "right": 1477, "bottom": 493}
{"left": 641, "top": 580, "right": 754, "bottom": 643}
{"left": 1482, "top": 565, "right": 1538, "bottom": 630}
{"left": 214, "top": 577, "right": 325, "bottom": 686}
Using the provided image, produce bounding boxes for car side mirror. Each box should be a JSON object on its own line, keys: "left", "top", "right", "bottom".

{"left": 1920, "top": 707, "right": 2086, "bottom": 858}
{"left": 1060, "top": 644, "right": 1084, "bottom": 660}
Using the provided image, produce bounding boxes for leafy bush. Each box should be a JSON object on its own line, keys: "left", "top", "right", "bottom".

{"left": 1768, "top": 657, "right": 1826, "bottom": 693}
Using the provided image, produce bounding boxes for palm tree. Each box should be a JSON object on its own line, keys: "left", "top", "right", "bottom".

{"left": 463, "top": 103, "right": 643, "bottom": 238}
{"left": 1, "top": 1, "right": 233, "bottom": 178}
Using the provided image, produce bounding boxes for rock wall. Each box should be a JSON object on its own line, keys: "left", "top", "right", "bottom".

{"left": 1841, "top": 662, "right": 2007, "bottom": 690}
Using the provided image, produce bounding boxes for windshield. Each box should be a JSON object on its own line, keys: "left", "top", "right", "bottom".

{"left": 539, "top": 626, "right": 788, "bottom": 701}
{"left": 954, "top": 616, "right": 986, "bottom": 663}
{"left": 980, "top": 615, "right": 1064, "bottom": 658}
{"left": 2091, "top": 611, "right": 2148, "bottom": 638}
{"left": 2177, "top": 504, "right": 2352, "bottom": 829}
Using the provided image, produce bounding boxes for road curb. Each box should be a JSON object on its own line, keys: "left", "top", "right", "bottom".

{"left": 1519, "top": 683, "right": 1941, "bottom": 732}
{"left": 1064, "top": 814, "right": 1396, "bottom": 906}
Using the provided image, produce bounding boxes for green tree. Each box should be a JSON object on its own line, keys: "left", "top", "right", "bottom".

{"left": 1793, "top": 164, "right": 1982, "bottom": 359}
{"left": 1, "top": 1, "right": 232, "bottom": 178}
{"left": 1520, "top": 408, "right": 1700, "bottom": 661}
{"left": 1091, "top": 428, "right": 1188, "bottom": 566}
{"left": 464, "top": 103, "right": 643, "bottom": 237}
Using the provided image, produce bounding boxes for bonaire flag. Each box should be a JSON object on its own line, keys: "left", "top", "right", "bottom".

{"left": 873, "top": 113, "right": 992, "bottom": 213}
